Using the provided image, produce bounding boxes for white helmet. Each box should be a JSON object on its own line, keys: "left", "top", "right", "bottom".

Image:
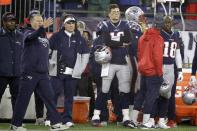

{"left": 182, "top": 86, "right": 197, "bottom": 105}
{"left": 125, "top": 6, "right": 144, "bottom": 23}
{"left": 94, "top": 46, "right": 112, "bottom": 64}
{"left": 160, "top": 79, "right": 171, "bottom": 95}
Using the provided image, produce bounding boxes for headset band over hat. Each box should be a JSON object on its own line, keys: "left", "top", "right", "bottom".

{"left": 63, "top": 17, "right": 76, "bottom": 24}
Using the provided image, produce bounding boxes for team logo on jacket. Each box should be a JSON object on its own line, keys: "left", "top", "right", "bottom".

{"left": 38, "top": 37, "right": 49, "bottom": 48}
{"left": 16, "top": 41, "right": 22, "bottom": 46}
{"left": 27, "top": 76, "right": 32, "bottom": 80}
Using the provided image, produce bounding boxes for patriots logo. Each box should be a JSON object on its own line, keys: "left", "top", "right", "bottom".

{"left": 16, "top": 41, "right": 21, "bottom": 45}
{"left": 133, "top": 9, "right": 138, "bottom": 14}
{"left": 97, "top": 22, "right": 103, "bottom": 30}
{"left": 27, "top": 76, "right": 32, "bottom": 80}
{"left": 114, "top": 29, "right": 120, "bottom": 32}
{"left": 38, "top": 37, "right": 49, "bottom": 48}
{"left": 96, "top": 20, "right": 108, "bottom": 32}
{"left": 128, "top": 21, "right": 141, "bottom": 32}
{"left": 42, "top": 43, "right": 48, "bottom": 47}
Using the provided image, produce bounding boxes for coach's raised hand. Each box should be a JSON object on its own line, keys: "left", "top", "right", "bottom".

{"left": 43, "top": 17, "right": 53, "bottom": 28}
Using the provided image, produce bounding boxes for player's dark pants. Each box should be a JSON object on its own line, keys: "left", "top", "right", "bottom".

{"left": 134, "top": 75, "right": 162, "bottom": 114}
{"left": 151, "top": 96, "right": 169, "bottom": 118}
{"left": 110, "top": 76, "right": 122, "bottom": 122}
{"left": 93, "top": 76, "right": 109, "bottom": 121}
{"left": 0, "top": 76, "right": 19, "bottom": 110}
{"left": 151, "top": 69, "right": 179, "bottom": 119}
{"left": 11, "top": 73, "right": 62, "bottom": 127}
{"left": 58, "top": 75, "right": 78, "bottom": 123}
{"left": 34, "top": 91, "right": 44, "bottom": 118}
{"left": 50, "top": 76, "right": 64, "bottom": 106}
{"left": 34, "top": 76, "right": 64, "bottom": 120}
{"left": 94, "top": 76, "right": 122, "bottom": 121}
{"left": 167, "top": 69, "right": 178, "bottom": 120}
{"left": 94, "top": 75, "right": 122, "bottom": 122}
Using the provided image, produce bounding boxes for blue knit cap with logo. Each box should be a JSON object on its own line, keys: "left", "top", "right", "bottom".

{"left": 153, "top": 14, "right": 164, "bottom": 29}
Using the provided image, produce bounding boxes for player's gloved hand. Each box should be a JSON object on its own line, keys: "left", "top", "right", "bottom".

{"left": 190, "top": 75, "right": 196, "bottom": 86}
{"left": 177, "top": 72, "right": 184, "bottom": 82}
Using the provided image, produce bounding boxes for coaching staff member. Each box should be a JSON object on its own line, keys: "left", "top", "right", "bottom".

{"left": 0, "top": 12, "right": 23, "bottom": 110}
{"left": 10, "top": 14, "right": 68, "bottom": 131}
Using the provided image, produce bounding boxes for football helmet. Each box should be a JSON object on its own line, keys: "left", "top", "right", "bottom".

{"left": 125, "top": 6, "right": 144, "bottom": 23}
{"left": 160, "top": 79, "right": 171, "bottom": 95}
{"left": 94, "top": 46, "right": 112, "bottom": 64}
{"left": 182, "top": 85, "right": 197, "bottom": 105}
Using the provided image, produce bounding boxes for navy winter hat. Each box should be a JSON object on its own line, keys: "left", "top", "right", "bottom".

{"left": 2, "top": 12, "right": 16, "bottom": 21}
{"left": 153, "top": 14, "right": 164, "bottom": 29}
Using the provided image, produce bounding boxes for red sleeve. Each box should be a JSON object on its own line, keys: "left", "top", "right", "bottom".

{"left": 153, "top": 36, "right": 164, "bottom": 76}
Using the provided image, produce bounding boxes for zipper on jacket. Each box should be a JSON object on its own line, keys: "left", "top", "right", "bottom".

{"left": 69, "top": 37, "right": 71, "bottom": 47}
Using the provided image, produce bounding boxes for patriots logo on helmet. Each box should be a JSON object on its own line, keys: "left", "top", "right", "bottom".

{"left": 160, "top": 79, "right": 171, "bottom": 94}
{"left": 94, "top": 45, "right": 112, "bottom": 64}
{"left": 182, "top": 85, "right": 197, "bottom": 105}
{"left": 133, "top": 9, "right": 138, "bottom": 14}
{"left": 125, "top": 6, "right": 144, "bottom": 23}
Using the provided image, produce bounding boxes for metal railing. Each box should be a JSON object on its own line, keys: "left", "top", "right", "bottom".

{"left": 0, "top": 0, "right": 57, "bottom": 31}
{"left": 0, "top": 0, "right": 197, "bottom": 32}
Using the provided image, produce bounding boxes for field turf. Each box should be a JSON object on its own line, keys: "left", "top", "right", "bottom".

{"left": 0, "top": 122, "right": 196, "bottom": 131}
